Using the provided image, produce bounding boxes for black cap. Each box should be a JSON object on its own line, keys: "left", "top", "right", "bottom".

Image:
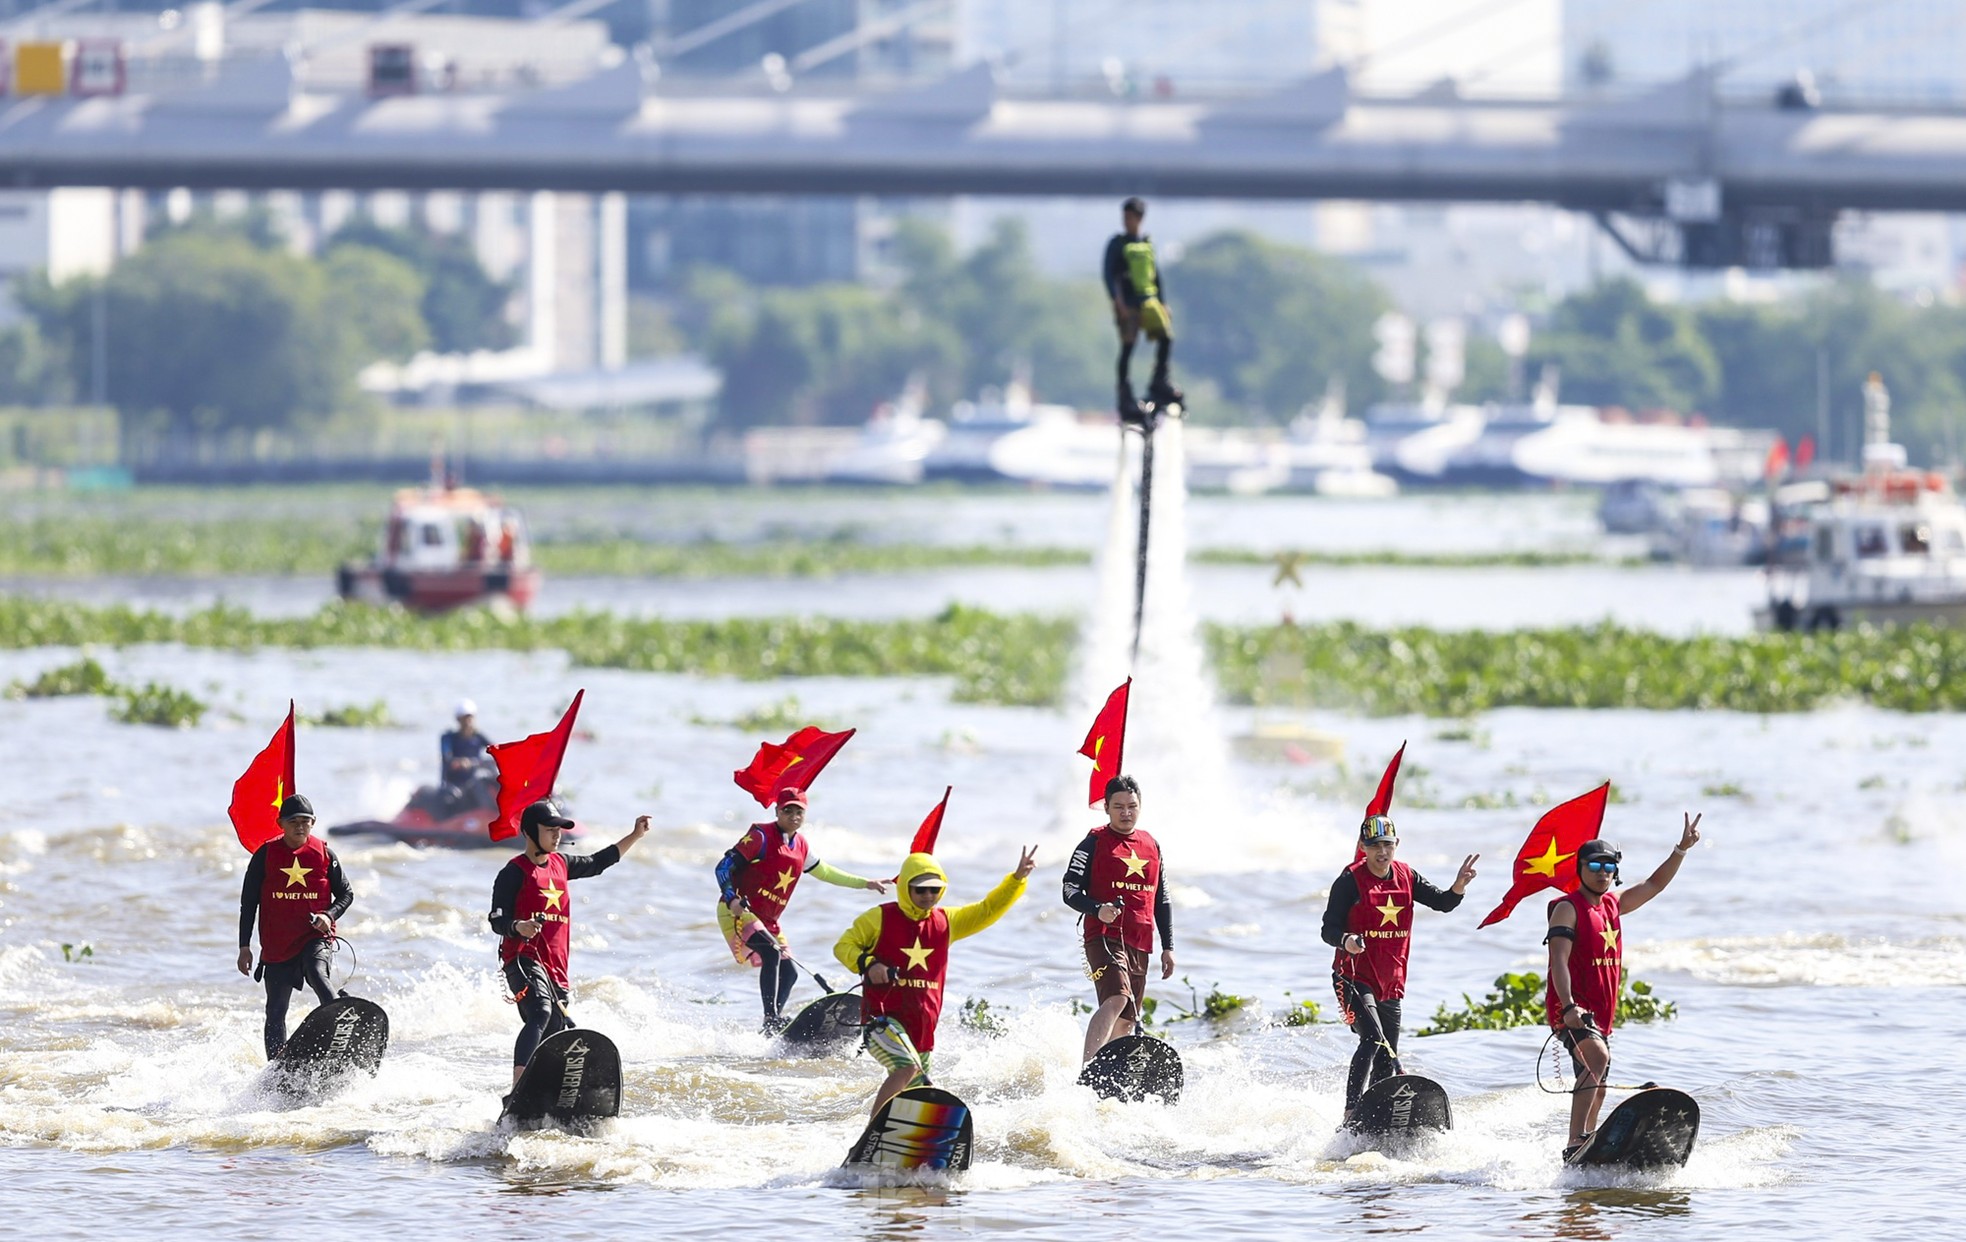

{"left": 520, "top": 800, "right": 574, "bottom": 841}
{"left": 1122, "top": 196, "right": 1146, "bottom": 215}
{"left": 278, "top": 794, "right": 315, "bottom": 821}
{"left": 1577, "top": 839, "right": 1621, "bottom": 866}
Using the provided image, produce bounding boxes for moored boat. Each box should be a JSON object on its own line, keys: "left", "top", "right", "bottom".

{"left": 337, "top": 482, "right": 541, "bottom": 614}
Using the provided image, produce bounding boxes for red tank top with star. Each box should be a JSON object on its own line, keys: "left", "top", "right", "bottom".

{"left": 257, "top": 837, "right": 335, "bottom": 964}
{"left": 498, "top": 851, "right": 574, "bottom": 989}
{"left": 732, "top": 823, "right": 809, "bottom": 933}
{"left": 1333, "top": 858, "right": 1416, "bottom": 1000}
{"left": 1083, "top": 826, "right": 1162, "bottom": 953}
{"left": 1547, "top": 889, "right": 1622, "bottom": 1031}
{"left": 859, "top": 903, "right": 951, "bottom": 1052}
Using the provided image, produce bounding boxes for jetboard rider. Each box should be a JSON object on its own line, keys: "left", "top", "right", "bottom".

{"left": 237, "top": 794, "right": 354, "bottom": 1060}
{"left": 488, "top": 800, "right": 651, "bottom": 1086}
{"left": 1319, "top": 814, "right": 1479, "bottom": 1127}
{"left": 1061, "top": 775, "right": 1174, "bottom": 1064}
{"left": 835, "top": 843, "right": 1036, "bottom": 1117}
{"left": 1546, "top": 815, "right": 1701, "bottom": 1159}
{"left": 440, "top": 699, "right": 495, "bottom": 813}
{"left": 715, "top": 786, "right": 889, "bottom": 1033}
{"left": 1104, "top": 196, "right": 1183, "bottom": 425}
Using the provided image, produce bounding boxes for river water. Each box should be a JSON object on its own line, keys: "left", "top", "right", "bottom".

{"left": 1, "top": 485, "right": 1958, "bottom": 1238}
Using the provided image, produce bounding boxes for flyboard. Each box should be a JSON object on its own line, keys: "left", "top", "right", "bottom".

{"left": 1127, "top": 398, "right": 1182, "bottom": 661}
{"left": 1565, "top": 1087, "right": 1700, "bottom": 1171}
{"left": 778, "top": 992, "right": 863, "bottom": 1056}
{"left": 842, "top": 1086, "right": 974, "bottom": 1172}
{"left": 1078, "top": 1033, "right": 1184, "bottom": 1103}
{"left": 264, "top": 995, "right": 389, "bottom": 1100}
{"left": 499, "top": 1028, "right": 622, "bottom": 1132}
{"left": 1349, "top": 1073, "right": 1452, "bottom": 1139}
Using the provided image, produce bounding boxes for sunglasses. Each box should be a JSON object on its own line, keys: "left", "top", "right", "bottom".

{"left": 1583, "top": 859, "right": 1619, "bottom": 874}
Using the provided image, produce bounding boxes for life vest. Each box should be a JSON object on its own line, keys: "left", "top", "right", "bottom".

{"left": 731, "top": 823, "right": 810, "bottom": 933}
{"left": 257, "top": 836, "right": 335, "bottom": 964}
{"left": 1122, "top": 238, "right": 1159, "bottom": 300}
{"left": 498, "top": 852, "right": 574, "bottom": 990}
{"left": 1083, "top": 826, "right": 1162, "bottom": 953}
{"left": 1546, "top": 889, "right": 1623, "bottom": 1031}
{"left": 859, "top": 902, "right": 951, "bottom": 1053}
{"left": 1333, "top": 858, "right": 1416, "bottom": 1001}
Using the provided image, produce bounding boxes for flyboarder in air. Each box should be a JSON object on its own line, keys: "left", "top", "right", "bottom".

{"left": 237, "top": 794, "right": 354, "bottom": 1060}
{"left": 1104, "top": 196, "right": 1182, "bottom": 426}
{"left": 1546, "top": 815, "right": 1701, "bottom": 1159}
{"left": 835, "top": 829, "right": 1036, "bottom": 1117}
{"left": 1320, "top": 813, "right": 1479, "bottom": 1128}
{"left": 488, "top": 800, "right": 650, "bottom": 1086}
{"left": 1062, "top": 775, "right": 1173, "bottom": 1064}
{"left": 715, "top": 786, "right": 890, "bottom": 1034}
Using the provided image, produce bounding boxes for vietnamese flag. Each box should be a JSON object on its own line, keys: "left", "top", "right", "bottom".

{"left": 1477, "top": 782, "right": 1610, "bottom": 928}
{"left": 488, "top": 690, "right": 584, "bottom": 841}
{"left": 911, "top": 786, "right": 952, "bottom": 855}
{"left": 733, "top": 725, "right": 856, "bottom": 808}
{"left": 1796, "top": 435, "right": 1816, "bottom": 470}
{"left": 1763, "top": 437, "right": 1790, "bottom": 481}
{"left": 229, "top": 701, "right": 297, "bottom": 853}
{"left": 1353, "top": 741, "right": 1406, "bottom": 862}
{"left": 1078, "top": 678, "right": 1131, "bottom": 805}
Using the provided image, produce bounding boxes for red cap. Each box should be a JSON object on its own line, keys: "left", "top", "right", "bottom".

{"left": 775, "top": 786, "right": 809, "bottom": 808}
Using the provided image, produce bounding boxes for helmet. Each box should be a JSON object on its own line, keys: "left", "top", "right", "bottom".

{"left": 1576, "top": 839, "right": 1623, "bottom": 883}
{"left": 453, "top": 698, "right": 477, "bottom": 719}
{"left": 1359, "top": 815, "right": 1397, "bottom": 844}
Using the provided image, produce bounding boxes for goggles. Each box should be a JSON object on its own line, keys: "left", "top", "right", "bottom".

{"left": 1583, "top": 859, "right": 1619, "bottom": 874}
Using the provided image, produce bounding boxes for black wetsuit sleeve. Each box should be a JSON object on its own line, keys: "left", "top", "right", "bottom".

{"left": 1103, "top": 236, "right": 1128, "bottom": 300}
{"left": 1320, "top": 870, "right": 1360, "bottom": 948}
{"left": 488, "top": 861, "right": 524, "bottom": 937}
{"left": 1412, "top": 870, "right": 1464, "bottom": 913}
{"left": 323, "top": 847, "right": 354, "bottom": 921}
{"left": 563, "top": 844, "right": 621, "bottom": 880}
{"left": 1155, "top": 862, "right": 1173, "bottom": 951}
{"left": 1061, "top": 832, "right": 1102, "bottom": 915}
{"left": 239, "top": 846, "right": 267, "bottom": 947}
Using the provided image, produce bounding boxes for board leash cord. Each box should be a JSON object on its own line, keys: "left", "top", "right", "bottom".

{"left": 1536, "top": 1028, "right": 1661, "bottom": 1094}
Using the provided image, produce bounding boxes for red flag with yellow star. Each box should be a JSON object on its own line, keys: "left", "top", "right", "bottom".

{"left": 1352, "top": 741, "right": 1406, "bottom": 863}
{"left": 1477, "top": 782, "right": 1610, "bottom": 928}
{"left": 733, "top": 725, "right": 856, "bottom": 808}
{"left": 1078, "top": 678, "right": 1131, "bottom": 806}
{"left": 229, "top": 702, "right": 297, "bottom": 853}
{"left": 488, "top": 690, "right": 584, "bottom": 841}
{"left": 911, "top": 786, "right": 952, "bottom": 855}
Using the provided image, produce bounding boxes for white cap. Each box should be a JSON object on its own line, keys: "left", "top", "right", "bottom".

{"left": 454, "top": 698, "right": 477, "bottom": 718}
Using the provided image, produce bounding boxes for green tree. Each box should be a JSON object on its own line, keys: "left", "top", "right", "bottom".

{"left": 325, "top": 219, "right": 513, "bottom": 353}
{"left": 322, "top": 245, "right": 430, "bottom": 364}
{"left": 1527, "top": 278, "right": 1718, "bottom": 411}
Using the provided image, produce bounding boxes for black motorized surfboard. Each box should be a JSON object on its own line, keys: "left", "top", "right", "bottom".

{"left": 265, "top": 995, "right": 389, "bottom": 1099}
{"left": 1078, "top": 1034, "right": 1184, "bottom": 1104}
{"left": 842, "top": 1086, "right": 974, "bottom": 1172}
{"left": 498, "top": 1028, "right": 622, "bottom": 1131}
{"left": 1566, "top": 1087, "right": 1701, "bottom": 1170}
{"left": 778, "top": 992, "right": 863, "bottom": 1055}
{"left": 1350, "top": 1074, "right": 1452, "bottom": 1136}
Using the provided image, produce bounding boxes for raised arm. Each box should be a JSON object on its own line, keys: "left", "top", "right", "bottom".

{"left": 1621, "top": 814, "right": 1701, "bottom": 915}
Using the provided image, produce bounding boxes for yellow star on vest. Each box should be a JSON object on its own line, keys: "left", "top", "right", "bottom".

{"left": 771, "top": 866, "right": 798, "bottom": 893}
{"left": 900, "top": 937, "right": 934, "bottom": 972}
{"left": 1120, "top": 849, "right": 1149, "bottom": 878}
{"left": 279, "top": 859, "right": 311, "bottom": 887}
{"left": 539, "top": 883, "right": 565, "bottom": 911}
{"left": 1521, "top": 837, "right": 1575, "bottom": 878}
{"left": 1375, "top": 896, "right": 1402, "bottom": 926}
{"left": 1601, "top": 926, "right": 1620, "bottom": 951}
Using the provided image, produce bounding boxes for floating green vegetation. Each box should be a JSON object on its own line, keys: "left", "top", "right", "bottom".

{"left": 6, "top": 656, "right": 113, "bottom": 698}
{"left": 538, "top": 539, "right": 1085, "bottom": 578}
{"left": 692, "top": 694, "right": 821, "bottom": 734}
{"left": 1417, "top": 972, "right": 1676, "bottom": 1037}
{"left": 61, "top": 943, "right": 94, "bottom": 963}
{"left": 1275, "top": 994, "right": 1324, "bottom": 1027}
{"left": 302, "top": 701, "right": 395, "bottom": 728}
{"left": 1195, "top": 548, "right": 1619, "bottom": 570}
{"left": 1701, "top": 781, "right": 1748, "bottom": 798}
{"left": 111, "top": 681, "right": 207, "bottom": 728}
{"left": 958, "top": 996, "right": 1010, "bottom": 1038}
{"left": 0, "top": 598, "right": 1076, "bottom": 707}
{"left": 1160, "top": 978, "right": 1254, "bottom": 1025}
{"left": 1209, "top": 620, "right": 1966, "bottom": 715}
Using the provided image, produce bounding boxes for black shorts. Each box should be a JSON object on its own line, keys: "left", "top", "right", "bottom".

{"left": 1556, "top": 1023, "right": 1611, "bottom": 1074}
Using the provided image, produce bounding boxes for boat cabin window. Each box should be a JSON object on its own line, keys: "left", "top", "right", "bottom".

{"left": 421, "top": 523, "right": 445, "bottom": 548}
{"left": 1943, "top": 528, "right": 1966, "bottom": 554}
{"left": 1855, "top": 525, "right": 1889, "bottom": 559}
{"left": 1901, "top": 524, "right": 1932, "bottom": 555}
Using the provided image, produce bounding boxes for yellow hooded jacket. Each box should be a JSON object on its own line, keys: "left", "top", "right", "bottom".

{"left": 833, "top": 851, "right": 1027, "bottom": 977}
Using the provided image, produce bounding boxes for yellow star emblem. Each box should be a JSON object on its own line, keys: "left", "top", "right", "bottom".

{"left": 539, "top": 883, "right": 565, "bottom": 911}
{"left": 280, "top": 859, "right": 311, "bottom": 887}
{"left": 270, "top": 779, "right": 284, "bottom": 813}
{"left": 1601, "top": 926, "right": 1620, "bottom": 951}
{"left": 1521, "top": 838, "right": 1575, "bottom": 878}
{"left": 1120, "top": 849, "right": 1149, "bottom": 878}
{"left": 899, "top": 937, "right": 934, "bottom": 972}
{"left": 1092, "top": 736, "right": 1105, "bottom": 760}
{"left": 771, "top": 867, "right": 798, "bottom": 893}
{"left": 1375, "top": 897, "right": 1402, "bottom": 926}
